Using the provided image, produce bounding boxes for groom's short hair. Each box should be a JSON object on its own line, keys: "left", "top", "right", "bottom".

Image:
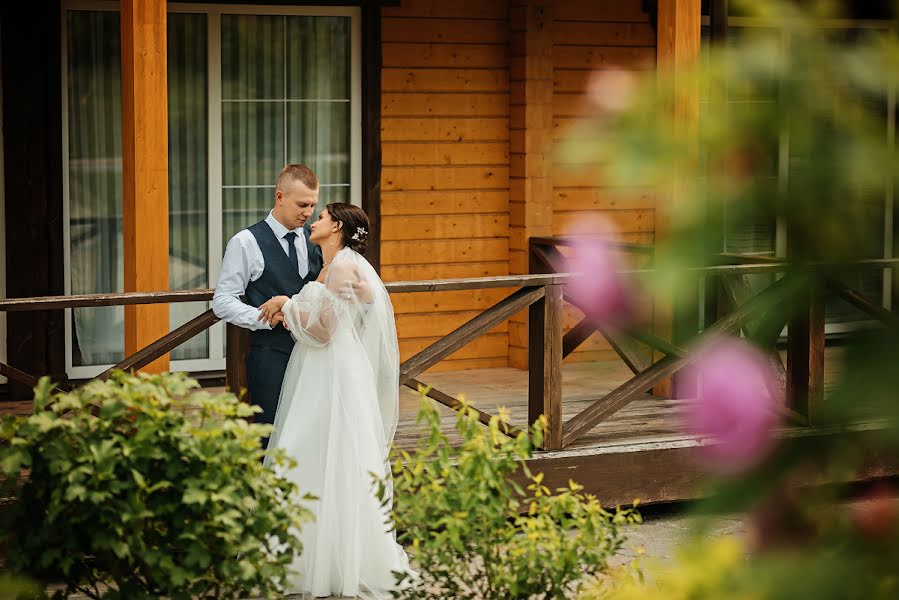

{"left": 276, "top": 164, "right": 318, "bottom": 192}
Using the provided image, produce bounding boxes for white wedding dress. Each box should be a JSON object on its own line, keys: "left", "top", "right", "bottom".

{"left": 264, "top": 248, "right": 412, "bottom": 599}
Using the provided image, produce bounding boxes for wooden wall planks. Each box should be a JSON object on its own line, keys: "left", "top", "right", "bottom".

{"left": 380, "top": 0, "right": 657, "bottom": 371}
{"left": 551, "top": 0, "right": 656, "bottom": 363}
{"left": 380, "top": 3, "right": 511, "bottom": 371}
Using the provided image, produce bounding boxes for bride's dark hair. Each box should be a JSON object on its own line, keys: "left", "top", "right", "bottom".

{"left": 326, "top": 202, "right": 370, "bottom": 255}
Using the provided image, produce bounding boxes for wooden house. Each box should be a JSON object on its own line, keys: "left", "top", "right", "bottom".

{"left": 0, "top": 0, "right": 674, "bottom": 395}
{"left": 1, "top": 0, "right": 897, "bottom": 503}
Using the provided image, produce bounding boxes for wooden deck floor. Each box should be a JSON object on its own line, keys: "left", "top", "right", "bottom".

{"left": 396, "top": 348, "right": 847, "bottom": 453}
{"left": 2, "top": 347, "right": 892, "bottom": 507}
{"left": 397, "top": 359, "right": 683, "bottom": 452}
{"left": 396, "top": 347, "right": 896, "bottom": 506}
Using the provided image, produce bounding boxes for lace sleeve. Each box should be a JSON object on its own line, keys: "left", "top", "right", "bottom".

{"left": 282, "top": 283, "right": 341, "bottom": 347}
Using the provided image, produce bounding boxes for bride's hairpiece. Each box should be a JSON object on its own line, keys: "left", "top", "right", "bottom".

{"left": 351, "top": 226, "right": 367, "bottom": 242}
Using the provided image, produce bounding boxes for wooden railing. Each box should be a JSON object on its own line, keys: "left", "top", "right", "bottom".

{"left": 0, "top": 276, "right": 574, "bottom": 448}
{"left": 1, "top": 245, "right": 897, "bottom": 452}
{"left": 530, "top": 236, "right": 899, "bottom": 447}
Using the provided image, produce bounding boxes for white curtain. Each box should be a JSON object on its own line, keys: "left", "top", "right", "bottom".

{"left": 66, "top": 11, "right": 209, "bottom": 366}
{"left": 221, "top": 14, "right": 351, "bottom": 246}
{"left": 67, "top": 10, "right": 124, "bottom": 366}
{"left": 66, "top": 10, "right": 351, "bottom": 367}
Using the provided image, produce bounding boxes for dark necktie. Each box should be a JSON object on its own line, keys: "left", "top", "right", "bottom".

{"left": 283, "top": 231, "right": 299, "bottom": 275}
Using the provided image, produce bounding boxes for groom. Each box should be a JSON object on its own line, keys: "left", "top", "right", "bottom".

{"left": 212, "top": 164, "right": 324, "bottom": 430}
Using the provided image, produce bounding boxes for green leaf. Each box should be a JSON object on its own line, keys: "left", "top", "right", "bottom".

{"left": 131, "top": 468, "right": 148, "bottom": 490}
{"left": 65, "top": 484, "right": 87, "bottom": 502}
{"left": 183, "top": 487, "right": 209, "bottom": 507}
{"left": 0, "top": 449, "right": 28, "bottom": 475}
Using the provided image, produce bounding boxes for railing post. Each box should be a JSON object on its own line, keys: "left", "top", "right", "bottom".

{"left": 529, "top": 283, "right": 563, "bottom": 450}
{"left": 787, "top": 281, "right": 824, "bottom": 424}
{"left": 808, "top": 285, "right": 826, "bottom": 423}
{"left": 226, "top": 323, "right": 250, "bottom": 406}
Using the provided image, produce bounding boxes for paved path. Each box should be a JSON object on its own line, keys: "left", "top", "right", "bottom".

{"left": 608, "top": 506, "right": 746, "bottom": 568}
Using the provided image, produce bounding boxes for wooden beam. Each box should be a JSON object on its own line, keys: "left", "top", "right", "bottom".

{"left": 121, "top": 0, "right": 169, "bottom": 373}
{"left": 652, "top": 0, "right": 701, "bottom": 397}
{"left": 529, "top": 237, "right": 655, "bottom": 255}
{"left": 0, "top": 289, "right": 213, "bottom": 312}
{"left": 525, "top": 424, "right": 899, "bottom": 508}
{"left": 563, "top": 274, "right": 799, "bottom": 447}
{"left": 401, "top": 376, "right": 524, "bottom": 439}
{"left": 0, "top": 362, "right": 69, "bottom": 394}
{"left": 400, "top": 286, "right": 545, "bottom": 379}
{"left": 828, "top": 279, "right": 898, "bottom": 325}
{"left": 562, "top": 317, "right": 597, "bottom": 359}
{"left": 561, "top": 291, "right": 657, "bottom": 372}
{"left": 386, "top": 273, "right": 573, "bottom": 293}
{"left": 529, "top": 283, "right": 563, "bottom": 449}
{"left": 1, "top": 2, "right": 67, "bottom": 399}
{"left": 0, "top": 362, "right": 47, "bottom": 391}
{"left": 96, "top": 309, "right": 218, "bottom": 381}
{"left": 510, "top": 0, "right": 554, "bottom": 368}
{"left": 361, "top": 0, "right": 382, "bottom": 272}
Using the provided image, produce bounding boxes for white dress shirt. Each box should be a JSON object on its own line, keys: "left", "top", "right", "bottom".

{"left": 212, "top": 211, "right": 310, "bottom": 330}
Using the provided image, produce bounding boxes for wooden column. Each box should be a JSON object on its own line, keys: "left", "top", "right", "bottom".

{"left": 361, "top": 0, "right": 382, "bottom": 272}
{"left": 787, "top": 283, "right": 825, "bottom": 424}
{"left": 121, "top": 0, "right": 169, "bottom": 373}
{"left": 1, "top": 2, "right": 67, "bottom": 399}
{"left": 529, "top": 284, "right": 563, "bottom": 449}
{"left": 652, "top": 0, "right": 701, "bottom": 396}
{"left": 509, "top": 0, "right": 554, "bottom": 369}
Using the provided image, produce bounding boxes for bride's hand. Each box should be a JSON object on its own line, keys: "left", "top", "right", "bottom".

{"left": 257, "top": 295, "right": 289, "bottom": 325}
{"left": 271, "top": 311, "right": 289, "bottom": 330}
{"left": 343, "top": 275, "right": 372, "bottom": 304}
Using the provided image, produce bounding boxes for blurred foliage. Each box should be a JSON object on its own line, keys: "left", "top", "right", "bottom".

{"left": 0, "top": 372, "right": 312, "bottom": 599}
{"left": 0, "top": 574, "right": 41, "bottom": 600}
{"left": 378, "top": 391, "right": 641, "bottom": 599}
{"left": 562, "top": 0, "right": 899, "bottom": 598}
{"left": 590, "top": 502, "right": 898, "bottom": 599}
{"left": 564, "top": 0, "right": 899, "bottom": 279}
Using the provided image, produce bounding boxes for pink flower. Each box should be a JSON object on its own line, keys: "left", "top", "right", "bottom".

{"left": 565, "top": 218, "right": 637, "bottom": 327}
{"left": 679, "top": 337, "right": 782, "bottom": 473}
{"left": 586, "top": 69, "right": 638, "bottom": 113}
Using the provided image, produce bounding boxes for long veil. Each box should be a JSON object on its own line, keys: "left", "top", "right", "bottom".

{"left": 350, "top": 252, "right": 401, "bottom": 446}
{"left": 268, "top": 247, "right": 400, "bottom": 455}
{"left": 263, "top": 248, "right": 410, "bottom": 599}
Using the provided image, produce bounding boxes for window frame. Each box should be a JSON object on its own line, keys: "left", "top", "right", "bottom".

{"left": 61, "top": 0, "right": 362, "bottom": 378}
{"left": 700, "top": 14, "right": 896, "bottom": 335}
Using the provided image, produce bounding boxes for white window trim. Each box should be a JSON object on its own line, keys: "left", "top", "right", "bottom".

{"left": 61, "top": 1, "right": 362, "bottom": 379}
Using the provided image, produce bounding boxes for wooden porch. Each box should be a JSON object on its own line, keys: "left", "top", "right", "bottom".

{"left": 3, "top": 247, "right": 899, "bottom": 507}
{"left": 396, "top": 348, "right": 897, "bottom": 507}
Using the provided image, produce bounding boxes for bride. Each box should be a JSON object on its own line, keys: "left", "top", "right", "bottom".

{"left": 257, "top": 202, "right": 412, "bottom": 599}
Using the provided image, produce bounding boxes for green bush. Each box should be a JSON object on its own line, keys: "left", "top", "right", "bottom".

{"left": 379, "top": 393, "right": 640, "bottom": 599}
{"left": 0, "top": 371, "right": 312, "bottom": 600}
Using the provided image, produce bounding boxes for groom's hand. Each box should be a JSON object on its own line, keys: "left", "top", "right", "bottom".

{"left": 257, "top": 295, "right": 289, "bottom": 326}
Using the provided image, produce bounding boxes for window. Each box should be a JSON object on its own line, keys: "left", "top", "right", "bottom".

{"left": 699, "top": 14, "right": 896, "bottom": 332}
{"left": 62, "top": 2, "right": 361, "bottom": 378}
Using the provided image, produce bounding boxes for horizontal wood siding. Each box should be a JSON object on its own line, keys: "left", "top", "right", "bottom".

{"left": 552, "top": 0, "right": 656, "bottom": 363}
{"left": 381, "top": 0, "right": 511, "bottom": 372}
